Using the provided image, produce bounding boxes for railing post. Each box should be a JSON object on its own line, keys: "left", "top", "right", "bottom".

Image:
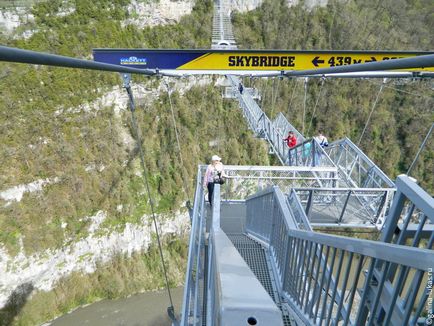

{"left": 282, "top": 235, "right": 292, "bottom": 290}
{"left": 305, "top": 190, "right": 314, "bottom": 218}
{"left": 193, "top": 194, "right": 206, "bottom": 323}
{"left": 374, "top": 191, "right": 388, "bottom": 224}
{"left": 312, "top": 140, "right": 317, "bottom": 167}
{"left": 380, "top": 189, "right": 406, "bottom": 243}
{"left": 338, "top": 190, "right": 352, "bottom": 224}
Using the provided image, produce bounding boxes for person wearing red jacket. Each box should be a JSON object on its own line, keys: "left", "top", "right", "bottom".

{"left": 283, "top": 131, "right": 297, "bottom": 165}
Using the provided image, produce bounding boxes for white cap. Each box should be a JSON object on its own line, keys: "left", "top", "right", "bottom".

{"left": 211, "top": 155, "right": 221, "bottom": 161}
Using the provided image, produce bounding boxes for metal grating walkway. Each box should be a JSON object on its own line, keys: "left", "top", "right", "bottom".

{"left": 227, "top": 234, "right": 293, "bottom": 326}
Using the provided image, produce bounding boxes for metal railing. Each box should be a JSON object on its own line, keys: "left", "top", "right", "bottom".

{"left": 181, "top": 167, "right": 207, "bottom": 326}
{"left": 294, "top": 187, "right": 393, "bottom": 226}
{"left": 245, "top": 177, "right": 434, "bottom": 326}
{"left": 273, "top": 112, "right": 306, "bottom": 144}
{"left": 326, "top": 137, "right": 395, "bottom": 189}
{"left": 223, "top": 86, "right": 260, "bottom": 99}
{"left": 228, "top": 75, "right": 339, "bottom": 173}
{"left": 287, "top": 138, "right": 336, "bottom": 168}
{"left": 206, "top": 185, "right": 283, "bottom": 326}
{"left": 287, "top": 189, "right": 312, "bottom": 231}
{"left": 215, "top": 164, "right": 339, "bottom": 199}
{"left": 227, "top": 75, "right": 264, "bottom": 132}
{"left": 197, "top": 164, "right": 392, "bottom": 227}
{"left": 211, "top": 0, "right": 237, "bottom": 49}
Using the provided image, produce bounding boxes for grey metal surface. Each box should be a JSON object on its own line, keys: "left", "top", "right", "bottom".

{"left": 228, "top": 234, "right": 293, "bottom": 326}
{"left": 294, "top": 187, "right": 393, "bottom": 226}
{"left": 207, "top": 185, "right": 284, "bottom": 326}
{"left": 209, "top": 230, "right": 283, "bottom": 326}
{"left": 219, "top": 201, "right": 246, "bottom": 233}
{"left": 325, "top": 137, "right": 395, "bottom": 188}
{"left": 244, "top": 178, "right": 434, "bottom": 326}
{"left": 209, "top": 164, "right": 339, "bottom": 199}
{"left": 227, "top": 234, "right": 277, "bottom": 301}
{"left": 181, "top": 167, "right": 207, "bottom": 326}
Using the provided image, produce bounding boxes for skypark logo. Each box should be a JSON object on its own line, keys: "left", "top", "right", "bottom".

{"left": 120, "top": 56, "right": 147, "bottom": 65}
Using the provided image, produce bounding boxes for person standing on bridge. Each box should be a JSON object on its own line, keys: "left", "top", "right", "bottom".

{"left": 283, "top": 131, "right": 297, "bottom": 165}
{"left": 238, "top": 82, "right": 244, "bottom": 94}
{"left": 314, "top": 131, "right": 329, "bottom": 166}
{"left": 203, "top": 155, "right": 227, "bottom": 206}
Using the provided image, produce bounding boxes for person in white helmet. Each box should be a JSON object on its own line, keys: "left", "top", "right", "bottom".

{"left": 203, "top": 155, "right": 227, "bottom": 205}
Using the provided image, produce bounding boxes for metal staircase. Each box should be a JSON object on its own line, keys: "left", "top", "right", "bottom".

{"left": 211, "top": 0, "right": 237, "bottom": 49}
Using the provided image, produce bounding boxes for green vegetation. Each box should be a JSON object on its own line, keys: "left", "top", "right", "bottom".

{"left": 0, "top": 236, "right": 188, "bottom": 326}
{"left": 0, "top": 0, "right": 269, "bottom": 255}
{"left": 232, "top": 0, "right": 434, "bottom": 192}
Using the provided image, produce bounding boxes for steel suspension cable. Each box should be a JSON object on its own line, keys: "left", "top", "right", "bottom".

{"left": 287, "top": 78, "right": 299, "bottom": 115}
{"left": 164, "top": 79, "right": 191, "bottom": 196}
{"left": 357, "top": 79, "right": 386, "bottom": 146}
{"left": 407, "top": 123, "right": 434, "bottom": 175}
{"left": 302, "top": 77, "right": 309, "bottom": 135}
{"left": 122, "top": 75, "right": 177, "bottom": 323}
{"left": 366, "top": 79, "right": 434, "bottom": 100}
{"left": 306, "top": 78, "right": 326, "bottom": 136}
{"left": 271, "top": 77, "right": 281, "bottom": 117}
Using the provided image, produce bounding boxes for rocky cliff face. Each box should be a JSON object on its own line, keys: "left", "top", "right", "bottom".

{"left": 0, "top": 210, "right": 189, "bottom": 308}
{"left": 123, "top": 0, "right": 195, "bottom": 28}
{"left": 0, "top": 0, "right": 206, "bottom": 315}
{"left": 0, "top": 72, "right": 218, "bottom": 309}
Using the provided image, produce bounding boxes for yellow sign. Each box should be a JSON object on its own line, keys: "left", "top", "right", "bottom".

{"left": 178, "top": 52, "right": 434, "bottom": 71}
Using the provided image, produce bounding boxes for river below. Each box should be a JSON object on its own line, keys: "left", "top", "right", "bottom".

{"left": 49, "top": 287, "right": 184, "bottom": 326}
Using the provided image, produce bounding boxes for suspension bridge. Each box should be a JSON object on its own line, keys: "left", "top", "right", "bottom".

{"left": 181, "top": 1, "right": 433, "bottom": 325}
{"left": 0, "top": 0, "right": 433, "bottom": 325}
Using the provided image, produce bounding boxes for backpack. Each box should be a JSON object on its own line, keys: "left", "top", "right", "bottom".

{"left": 213, "top": 171, "right": 225, "bottom": 185}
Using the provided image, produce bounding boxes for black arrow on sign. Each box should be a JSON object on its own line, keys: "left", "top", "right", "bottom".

{"left": 312, "top": 56, "right": 325, "bottom": 67}
{"left": 365, "top": 57, "right": 377, "bottom": 63}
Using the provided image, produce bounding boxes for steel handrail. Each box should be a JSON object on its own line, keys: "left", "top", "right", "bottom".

{"left": 245, "top": 178, "right": 434, "bottom": 325}
{"left": 180, "top": 167, "right": 205, "bottom": 326}
{"left": 327, "top": 137, "right": 395, "bottom": 188}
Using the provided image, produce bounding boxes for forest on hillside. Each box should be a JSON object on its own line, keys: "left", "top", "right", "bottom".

{"left": 232, "top": 0, "right": 434, "bottom": 192}
{"left": 0, "top": 0, "right": 270, "bottom": 255}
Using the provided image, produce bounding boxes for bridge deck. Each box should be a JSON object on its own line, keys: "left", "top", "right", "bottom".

{"left": 228, "top": 233, "right": 293, "bottom": 326}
